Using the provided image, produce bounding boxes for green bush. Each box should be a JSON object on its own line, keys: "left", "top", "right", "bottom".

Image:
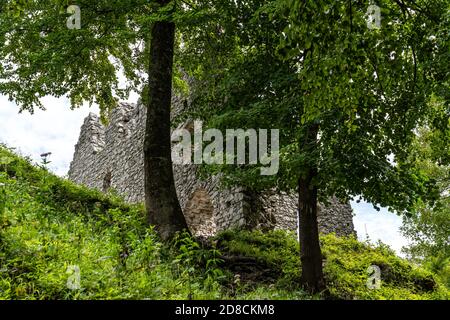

{"left": 321, "top": 235, "right": 448, "bottom": 300}
{"left": 215, "top": 229, "right": 448, "bottom": 300}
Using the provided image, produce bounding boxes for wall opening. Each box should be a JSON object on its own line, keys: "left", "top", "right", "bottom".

{"left": 184, "top": 188, "right": 217, "bottom": 237}
{"left": 103, "top": 171, "right": 112, "bottom": 192}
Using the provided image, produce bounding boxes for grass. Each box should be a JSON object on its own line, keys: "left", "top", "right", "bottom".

{"left": 0, "top": 145, "right": 448, "bottom": 300}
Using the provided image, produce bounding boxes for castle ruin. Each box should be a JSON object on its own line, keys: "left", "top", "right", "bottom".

{"left": 68, "top": 101, "right": 356, "bottom": 238}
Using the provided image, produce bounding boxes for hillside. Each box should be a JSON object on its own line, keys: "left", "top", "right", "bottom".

{"left": 0, "top": 145, "right": 448, "bottom": 300}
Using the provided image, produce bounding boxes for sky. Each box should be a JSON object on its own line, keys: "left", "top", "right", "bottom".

{"left": 0, "top": 94, "right": 409, "bottom": 256}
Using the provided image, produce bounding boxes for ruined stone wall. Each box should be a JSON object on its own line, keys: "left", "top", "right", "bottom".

{"left": 68, "top": 102, "right": 356, "bottom": 238}
{"left": 68, "top": 103, "right": 146, "bottom": 203}
{"left": 69, "top": 102, "right": 247, "bottom": 237}
{"left": 247, "top": 191, "right": 355, "bottom": 237}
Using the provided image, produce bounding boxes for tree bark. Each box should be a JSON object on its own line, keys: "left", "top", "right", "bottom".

{"left": 298, "top": 123, "right": 326, "bottom": 294}
{"left": 144, "top": 0, "right": 189, "bottom": 240}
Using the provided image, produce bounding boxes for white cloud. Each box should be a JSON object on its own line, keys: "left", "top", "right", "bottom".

{"left": 0, "top": 95, "right": 99, "bottom": 176}
{"left": 352, "top": 200, "right": 410, "bottom": 256}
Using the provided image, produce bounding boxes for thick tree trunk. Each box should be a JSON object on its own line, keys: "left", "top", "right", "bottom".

{"left": 298, "top": 124, "right": 326, "bottom": 294}
{"left": 144, "top": 0, "right": 189, "bottom": 240}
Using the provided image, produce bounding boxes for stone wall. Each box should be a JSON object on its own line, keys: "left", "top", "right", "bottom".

{"left": 246, "top": 191, "right": 356, "bottom": 237}
{"left": 68, "top": 102, "right": 356, "bottom": 238}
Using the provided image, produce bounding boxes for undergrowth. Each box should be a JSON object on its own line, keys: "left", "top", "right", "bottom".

{"left": 0, "top": 145, "right": 448, "bottom": 300}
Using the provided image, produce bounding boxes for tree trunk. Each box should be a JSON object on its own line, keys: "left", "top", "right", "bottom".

{"left": 144, "top": 0, "right": 189, "bottom": 240}
{"left": 298, "top": 124, "right": 326, "bottom": 294}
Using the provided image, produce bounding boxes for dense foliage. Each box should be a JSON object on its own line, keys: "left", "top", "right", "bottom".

{"left": 0, "top": 146, "right": 448, "bottom": 299}
{"left": 180, "top": 0, "right": 449, "bottom": 213}
{"left": 401, "top": 128, "right": 450, "bottom": 287}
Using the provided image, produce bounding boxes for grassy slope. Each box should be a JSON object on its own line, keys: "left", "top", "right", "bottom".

{"left": 0, "top": 145, "right": 448, "bottom": 300}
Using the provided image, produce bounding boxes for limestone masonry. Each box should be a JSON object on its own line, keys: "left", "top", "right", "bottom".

{"left": 68, "top": 101, "right": 356, "bottom": 238}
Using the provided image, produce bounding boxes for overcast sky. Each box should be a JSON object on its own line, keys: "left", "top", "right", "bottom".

{"left": 0, "top": 93, "right": 409, "bottom": 255}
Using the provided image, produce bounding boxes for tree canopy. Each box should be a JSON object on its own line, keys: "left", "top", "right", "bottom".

{"left": 180, "top": 0, "right": 449, "bottom": 213}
